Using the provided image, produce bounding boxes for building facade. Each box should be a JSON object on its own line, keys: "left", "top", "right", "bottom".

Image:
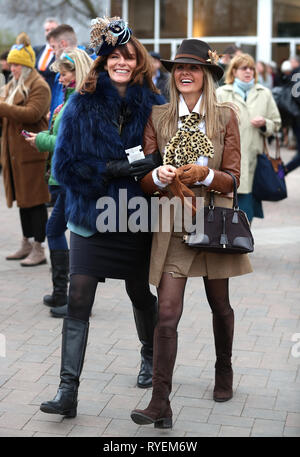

{"left": 110, "top": 0, "right": 300, "bottom": 65}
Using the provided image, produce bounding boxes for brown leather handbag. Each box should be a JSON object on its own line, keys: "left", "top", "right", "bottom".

{"left": 183, "top": 171, "right": 254, "bottom": 254}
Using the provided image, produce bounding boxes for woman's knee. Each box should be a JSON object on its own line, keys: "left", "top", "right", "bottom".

{"left": 157, "top": 298, "right": 182, "bottom": 328}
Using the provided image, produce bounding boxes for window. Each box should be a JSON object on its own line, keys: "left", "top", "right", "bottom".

{"left": 128, "top": 0, "right": 154, "bottom": 38}
{"left": 160, "top": 0, "right": 188, "bottom": 38}
{"left": 111, "top": 0, "right": 122, "bottom": 17}
{"left": 193, "top": 0, "right": 257, "bottom": 37}
{"left": 273, "top": 0, "right": 300, "bottom": 37}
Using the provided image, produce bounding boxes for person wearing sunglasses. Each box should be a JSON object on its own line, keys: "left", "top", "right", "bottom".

{"left": 0, "top": 33, "right": 51, "bottom": 266}
{"left": 217, "top": 53, "right": 281, "bottom": 223}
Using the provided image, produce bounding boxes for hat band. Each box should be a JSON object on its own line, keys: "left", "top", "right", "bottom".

{"left": 175, "top": 54, "right": 208, "bottom": 64}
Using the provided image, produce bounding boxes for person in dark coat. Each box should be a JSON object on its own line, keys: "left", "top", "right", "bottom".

{"left": 149, "top": 51, "right": 169, "bottom": 101}
{"left": 40, "top": 16, "right": 165, "bottom": 419}
{"left": 34, "top": 18, "right": 60, "bottom": 91}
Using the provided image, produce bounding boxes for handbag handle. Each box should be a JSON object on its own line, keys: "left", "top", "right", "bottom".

{"left": 263, "top": 136, "right": 281, "bottom": 160}
{"left": 223, "top": 170, "right": 239, "bottom": 210}
{"left": 275, "top": 135, "right": 281, "bottom": 160}
{"left": 209, "top": 170, "right": 239, "bottom": 210}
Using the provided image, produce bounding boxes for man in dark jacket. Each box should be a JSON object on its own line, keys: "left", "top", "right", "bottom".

{"left": 149, "top": 51, "right": 169, "bottom": 101}
{"left": 34, "top": 18, "right": 60, "bottom": 91}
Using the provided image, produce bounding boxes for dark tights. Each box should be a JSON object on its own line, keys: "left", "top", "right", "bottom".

{"left": 157, "top": 273, "right": 232, "bottom": 330}
{"left": 68, "top": 274, "right": 156, "bottom": 322}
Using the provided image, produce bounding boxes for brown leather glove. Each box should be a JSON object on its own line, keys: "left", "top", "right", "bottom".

{"left": 169, "top": 173, "right": 197, "bottom": 217}
{"left": 177, "top": 164, "right": 209, "bottom": 186}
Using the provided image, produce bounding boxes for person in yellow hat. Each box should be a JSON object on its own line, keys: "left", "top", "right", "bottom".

{"left": 0, "top": 33, "right": 51, "bottom": 267}
{"left": 6, "top": 34, "right": 36, "bottom": 69}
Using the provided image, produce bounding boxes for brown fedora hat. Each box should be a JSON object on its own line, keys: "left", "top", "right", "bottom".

{"left": 161, "top": 39, "right": 224, "bottom": 81}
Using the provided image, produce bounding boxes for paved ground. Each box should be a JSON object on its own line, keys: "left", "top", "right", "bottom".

{"left": 0, "top": 146, "right": 299, "bottom": 438}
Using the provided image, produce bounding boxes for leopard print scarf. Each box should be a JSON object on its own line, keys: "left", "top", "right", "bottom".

{"left": 163, "top": 112, "right": 214, "bottom": 167}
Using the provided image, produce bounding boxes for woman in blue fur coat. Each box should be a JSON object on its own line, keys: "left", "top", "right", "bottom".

{"left": 40, "top": 17, "right": 164, "bottom": 418}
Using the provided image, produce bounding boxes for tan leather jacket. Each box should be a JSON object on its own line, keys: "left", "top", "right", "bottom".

{"left": 141, "top": 103, "right": 241, "bottom": 203}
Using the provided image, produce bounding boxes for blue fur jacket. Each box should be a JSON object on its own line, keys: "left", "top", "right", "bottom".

{"left": 52, "top": 72, "right": 164, "bottom": 231}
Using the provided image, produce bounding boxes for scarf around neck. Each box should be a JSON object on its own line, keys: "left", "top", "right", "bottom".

{"left": 233, "top": 77, "right": 255, "bottom": 101}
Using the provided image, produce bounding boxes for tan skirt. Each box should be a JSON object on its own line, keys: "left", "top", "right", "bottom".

{"left": 162, "top": 231, "right": 253, "bottom": 280}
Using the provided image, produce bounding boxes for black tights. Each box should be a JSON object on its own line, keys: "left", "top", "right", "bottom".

{"left": 157, "top": 273, "right": 232, "bottom": 330}
{"left": 67, "top": 274, "right": 156, "bottom": 322}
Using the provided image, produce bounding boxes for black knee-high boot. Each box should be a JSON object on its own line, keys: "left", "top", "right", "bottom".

{"left": 43, "top": 250, "right": 69, "bottom": 307}
{"left": 40, "top": 317, "right": 89, "bottom": 417}
{"left": 132, "top": 298, "right": 158, "bottom": 388}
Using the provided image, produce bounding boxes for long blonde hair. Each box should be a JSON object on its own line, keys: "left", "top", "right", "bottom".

{"left": 51, "top": 48, "right": 94, "bottom": 91}
{"left": 158, "top": 66, "right": 220, "bottom": 140}
{"left": 5, "top": 66, "right": 32, "bottom": 105}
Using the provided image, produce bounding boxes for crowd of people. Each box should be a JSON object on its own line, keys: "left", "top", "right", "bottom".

{"left": 0, "top": 15, "right": 299, "bottom": 428}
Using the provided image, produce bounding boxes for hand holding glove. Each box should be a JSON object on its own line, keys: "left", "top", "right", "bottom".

{"left": 177, "top": 164, "right": 209, "bottom": 186}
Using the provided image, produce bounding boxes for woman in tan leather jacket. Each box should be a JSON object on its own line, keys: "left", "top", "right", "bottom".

{"left": 131, "top": 39, "right": 252, "bottom": 429}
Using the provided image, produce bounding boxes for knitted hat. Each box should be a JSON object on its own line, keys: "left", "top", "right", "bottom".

{"left": 7, "top": 33, "right": 35, "bottom": 69}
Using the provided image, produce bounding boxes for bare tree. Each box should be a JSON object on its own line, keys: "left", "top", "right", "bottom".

{"left": 5, "top": 0, "right": 111, "bottom": 26}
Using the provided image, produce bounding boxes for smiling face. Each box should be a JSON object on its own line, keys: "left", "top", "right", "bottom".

{"left": 173, "top": 63, "right": 204, "bottom": 98}
{"left": 104, "top": 42, "right": 137, "bottom": 93}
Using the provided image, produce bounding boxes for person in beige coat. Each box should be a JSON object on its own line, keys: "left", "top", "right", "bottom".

{"left": 131, "top": 39, "right": 252, "bottom": 429}
{"left": 217, "top": 53, "right": 281, "bottom": 222}
{"left": 0, "top": 33, "right": 51, "bottom": 266}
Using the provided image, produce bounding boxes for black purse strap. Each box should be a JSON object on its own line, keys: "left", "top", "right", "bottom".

{"left": 209, "top": 170, "right": 239, "bottom": 210}
{"left": 223, "top": 170, "right": 239, "bottom": 209}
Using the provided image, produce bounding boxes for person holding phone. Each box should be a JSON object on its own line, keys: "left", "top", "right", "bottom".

{"left": 0, "top": 33, "right": 51, "bottom": 266}
{"left": 39, "top": 17, "right": 164, "bottom": 418}
{"left": 25, "top": 48, "right": 93, "bottom": 317}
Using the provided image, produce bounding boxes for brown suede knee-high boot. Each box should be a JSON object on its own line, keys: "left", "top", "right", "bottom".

{"left": 213, "top": 309, "right": 234, "bottom": 402}
{"left": 130, "top": 326, "right": 177, "bottom": 429}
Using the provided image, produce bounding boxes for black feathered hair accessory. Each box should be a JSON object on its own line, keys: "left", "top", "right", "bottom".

{"left": 90, "top": 16, "right": 132, "bottom": 57}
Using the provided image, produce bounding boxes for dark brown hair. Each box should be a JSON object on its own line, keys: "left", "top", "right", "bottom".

{"left": 80, "top": 36, "right": 159, "bottom": 94}
{"left": 47, "top": 24, "right": 77, "bottom": 45}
